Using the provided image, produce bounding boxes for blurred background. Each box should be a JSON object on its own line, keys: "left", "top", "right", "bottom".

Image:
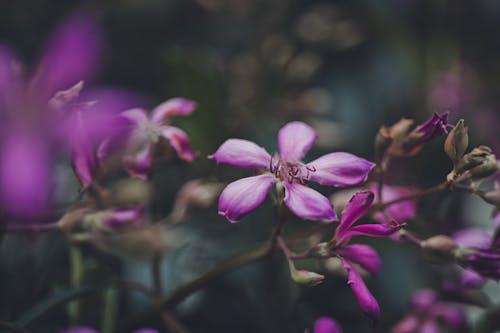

{"left": 0, "top": 0, "right": 499, "bottom": 332}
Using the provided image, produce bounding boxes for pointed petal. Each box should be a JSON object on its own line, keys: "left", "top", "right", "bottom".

{"left": 123, "top": 142, "right": 152, "bottom": 180}
{"left": 34, "top": 14, "right": 100, "bottom": 98}
{"left": 161, "top": 126, "right": 196, "bottom": 161}
{"left": 338, "top": 244, "right": 381, "bottom": 275}
{"left": 313, "top": 317, "right": 343, "bottom": 333}
{"left": 283, "top": 182, "right": 337, "bottom": 221}
{"left": 278, "top": 121, "right": 316, "bottom": 161}
{"left": 218, "top": 175, "right": 276, "bottom": 222}
{"left": 151, "top": 98, "right": 196, "bottom": 123}
{"left": 335, "top": 191, "right": 374, "bottom": 239}
{"left": 121, "top": 108, "right": 149, "bottom": 127}
{"left": 342, "top": 223, "right": 402, "bottom": 242}
{"left": 307, "top": 152, "right": 375, "bottom": 187}
{"left": 341, "top": 259, "right": 380, "bottom": 321}
{"left": 210, "top": 139, "right": 271, "bottom": 169}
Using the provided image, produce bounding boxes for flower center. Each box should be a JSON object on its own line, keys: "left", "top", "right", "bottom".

{"left": 142, "top": 121, "right": 164, "bottom": 143}
{"left": 270, "top": 155, "right": 316, "bottom": 184}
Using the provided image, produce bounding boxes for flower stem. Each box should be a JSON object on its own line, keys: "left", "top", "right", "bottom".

{"left": 161, "top": 241, "right": 272, "bottom": 308}
{"left": 67, "top": 244, "right": 84, "bottom": 326}
{"left": 378, "top": 182, "right": 449, "bottom": 209}
{"left": 101, "top": 287, "right": 118, "bottom": 333}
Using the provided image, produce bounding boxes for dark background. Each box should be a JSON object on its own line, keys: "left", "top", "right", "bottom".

{"left": 0, "top": 1, "right": 499, "bottom": 332}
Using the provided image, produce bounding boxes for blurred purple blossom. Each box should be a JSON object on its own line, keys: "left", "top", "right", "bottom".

{"left": 391, "top": 289, "right": 468, "bottom": 333}
{"left": 211, "top": 121, "right": 375, "bottom": 222}
{"left": 98, "top": 98, "right": 197, "bottom": 180}
{"left": 0, "top": 14, "right": 136, "bottom": 220}
{"left": 366, "top": 183, "right": 418, "bottom": 225}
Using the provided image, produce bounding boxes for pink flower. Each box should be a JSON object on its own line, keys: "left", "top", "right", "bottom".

{"left": 99, "top": 98, "right": 197, "bottom": 179}
{"left": 314, "top": 317, "right": 342, "bottom": 333}
{"left": 331, "top": 191, "right": 401, "bottom": 321}
{"left": 366, "top": 183, "right": 418, "bottom": 225}
{"left": 210, "top": 121, "right": 375, "bottom": 222}
{"left": 392, "top": 289, "right": 467, "bottom": 333}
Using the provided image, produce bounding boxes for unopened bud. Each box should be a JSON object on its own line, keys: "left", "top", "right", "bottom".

{"left": 456, "top": 146, "right": 498, "bottom": 180}
{"left": 421, "top": 235, "right": 458, "bottom": 264}
{"left": 374, "top": 127, "right": 392, "bottom": 163}
{"left": 291, "top": 269, "right": 325, "bottom": 286}
{"left": 444, "top": 119, "right": 468, "bottom": 165}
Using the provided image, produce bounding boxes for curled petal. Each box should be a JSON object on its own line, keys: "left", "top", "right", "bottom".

{"left": 313, "top": 317, "right": 343, "bottom": 333}
{"left": 337, "top": 244, "right": 381, "bottom": 275}
{"left": 307, "top": 152, "right": 375, "bottom": 187}
{"left": 120, "top": 108, "right": 149, "bottom": 127}
{"left": 218, "top": 175, "right": 276, "bottom": 222}
{"left": 210, "top": 139, "right": 271, "bottom": 169}
{"left": 341, "top": 259, "right": 380, "bottom": 321}
{"left": 161, "top": 126, "right": 196, "bottom": 161}
{"left": 123, "top": 143, "right": 152, "bottom": 180}
{"left": 342, "top": 223, "right": 402, "bottom": 242}
{"left": 278, "top": 121, "right": 316, "bottom": 162}
{"left": 151, "top": 98, "right": 196, "bottom": 123}
{"left": 283, "top": 182, "right": 337, "bottom": 221}
{"left": 335, "top": 191, "right": 374, "bottom": 240}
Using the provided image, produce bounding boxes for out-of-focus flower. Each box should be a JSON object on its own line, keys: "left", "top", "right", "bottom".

{"left": 326, "top": 191, "right": 401, "bottom": 321}
{"left": 313, "top": 317, "right": 343, "bottom": 333}
{"left": 365, "top": 183, "right": 417, "bottom": 225}
{"left": 454, "top": 227, "right": 500, "bottom": 282}
{"left": 378, "top": 112, "right": 450, "bottom": 158}
{"left": 99, "top": 98, "right": 197, "bottom": 180}
{"left": 211, "top": 121, "right": 375, "bottom": 222}
{"left": 391, "top": 289, "right": 468, "bottom": 333}
{"left": 0, "top": 14, "right": 133, "bottom": 220}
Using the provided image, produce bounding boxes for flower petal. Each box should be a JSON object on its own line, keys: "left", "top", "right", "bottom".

{"left": 460, "top": 268, "right": 486, "bottom": 288}
{"left": 278, "top": 121, "right": 316, "bottom": 162}
{"left": 453, "top": 227, "right": 492, "bottom": 249}
{"left": 367, "top": 183, "right": 417, "bottom": 224}
{"left": 71, "top": 128, "right": 95, "bottom": 190}
{"left": 151, "top": 98, "right": 196, "bottom": 123}
{"left": 121, "top": 108, "right": 149, "bottom": 127}
{"left": 307, "top": 152, "right": 375, "bottom": 187}
{"left": 341, "top": 258, "right": 380, "bottom": 321}
{"left": 102, "top": 207, "right": 146, "bottom": 229}
{"left": 313, "top": 317, "right": 343, "bottom": 333}
{"left": 218, "top": 175, "right": 276, "bottom": 222}
{"left": 342, "top": 223, "right": 402, "bottom": 241}
{"left": 391, "top": 315, "right": 419, "bottom": 333}
{"left": 34, "top": 14, "right": 100, "bottom": 98}
{"left": 338, "top": 244, "right": 381, "bottom": 275}
{"left": 161, "top": 126, "right": 196, "bottom": 161}
{"left": 283, "top": 182, "right": 337, "bottom": 221}
{"left": 210, "top": 139, "right": 271, "bottom": 169}
{"left": 0, "top": 133, "right": 52, "bottom": 220}
{"left": 123, "top": 142, "right": 152, "bottom": 180}
{"left": 335, "top": 191, "right": 374, "bottom": 240}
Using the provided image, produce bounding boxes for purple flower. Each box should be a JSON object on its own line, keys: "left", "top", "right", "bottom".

{"left": 211, "top": 121, "right": 375, "bottom": 222}
{"left": 411, "top": 112, "right": 450, "bottom": 144}
{"left": 314, "top": 317, "right": 342, "bottom": 333}
{"left": 453, "top": 228, "right": 500, "bottom": 282}
{"left": 329, "top": 191, "right": 401, "bottom": 321}
{"left": 366, "top": 183, "right": 417, "bottom": 225}
{"left": 392, "top": 289, "right": 467, "bottom": 333}
{"left": 99, "top": 98, "right": 197, "bottom": 179}
{"left": 0, "top": 14, "right": 103, "bottom": 219}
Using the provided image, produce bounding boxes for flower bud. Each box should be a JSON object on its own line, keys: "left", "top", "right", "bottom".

{"left": 444, "top": 119, "right": 468, "bottom": 166}
{"left": 374, "top": 127, "right": 392, "bottom": 163}
{"left": 456, "top": 146, "right": 497, "bottom": 180}
{"left": 291, "top": 268, "right": 325, "bottom": 286}
{"left": 421, "top": 235, "right": 459, "bottom": 264}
